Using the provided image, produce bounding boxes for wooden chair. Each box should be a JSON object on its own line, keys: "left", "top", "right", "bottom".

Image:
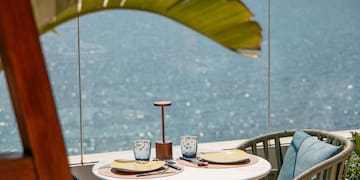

{"left": 237, "top": 129, "right": 354, "bottom": 180}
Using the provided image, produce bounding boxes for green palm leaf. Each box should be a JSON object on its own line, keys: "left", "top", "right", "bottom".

{"left": 32, "top": 0, "right": 262, "bottom": 57}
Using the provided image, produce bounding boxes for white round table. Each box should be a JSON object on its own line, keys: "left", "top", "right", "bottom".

{"left": 92, "top": 149, "right": 271, "bottom": 180}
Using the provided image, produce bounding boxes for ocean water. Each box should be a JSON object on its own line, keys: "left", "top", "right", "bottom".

{"left": 0, "top": 0, "right": 360, "bottom": 156}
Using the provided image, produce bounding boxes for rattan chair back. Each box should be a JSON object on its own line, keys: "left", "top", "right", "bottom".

{"left": 237, "top": 129, "right": 354, "bottom": 180}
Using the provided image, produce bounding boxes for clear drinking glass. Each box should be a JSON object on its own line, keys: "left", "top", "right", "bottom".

{"left": 180, "top": 136, "right": 198, "bottom": 158}
{"left": 133, "top": 140, "right": 151, "bottom": 163}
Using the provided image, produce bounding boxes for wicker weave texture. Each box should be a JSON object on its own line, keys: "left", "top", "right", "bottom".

{"left": 236, "top": 129, "right": 354, "bottom": 180}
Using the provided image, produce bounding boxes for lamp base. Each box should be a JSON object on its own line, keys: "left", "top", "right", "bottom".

{"left": 155, "top": 141, "right": 173, "bottom": 160}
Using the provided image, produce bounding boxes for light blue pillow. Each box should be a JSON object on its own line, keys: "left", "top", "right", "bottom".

{"left": 277, "top": 131, "right": 342, "bottom": 180}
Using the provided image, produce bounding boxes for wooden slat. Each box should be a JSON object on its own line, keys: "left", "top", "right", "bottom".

{"left": 344, "top": 157, "right": 351, "bottom": 178}
{"left": 275, "top": 137, "right": 282, "bottom": 168}
{"left": 252, "top": 143, "right": 258, "bottom": 155}
{"left": 328, "top": 166, "right": 335, "bottom": 179}
{"left": 263, "top": 140, "right": 269, "bottom": 160}
{"left": 337, "top": 161, "right": 344, "bottom": 179}
{"left": 317, "top": 170, "right": 323, "bottom": 180}
{"left": 0, "top": 153, "right": 36, "bottom": 179}
{"left": 0, "top": 1, "right": 72, "bottom": 179}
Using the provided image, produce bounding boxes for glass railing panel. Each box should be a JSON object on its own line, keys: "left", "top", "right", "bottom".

{"left": 40, "top": 20, "right": 81, "bottom": 156}
{"left": 270, "top": 0, "right": 360, "bottom": 131}
{"left": 79, "top": 9, "right": 267, "bottom": 156}
{"left": 243, "top": 0, "right": 269, "bottom": 132}
{"left": 0, "top": 73, "right": 22, "bottom": 153}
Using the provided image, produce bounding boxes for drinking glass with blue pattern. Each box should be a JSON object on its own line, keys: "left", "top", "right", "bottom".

{"left": 133, "top": 140, "right": 151, "bottom": 163}
{"left": 181, "top": 136, "right": 198, "bottom": 158}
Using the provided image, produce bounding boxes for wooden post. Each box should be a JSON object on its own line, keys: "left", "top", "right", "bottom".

{"left": 0, "top": 1, "right": 72, "bottom": 179}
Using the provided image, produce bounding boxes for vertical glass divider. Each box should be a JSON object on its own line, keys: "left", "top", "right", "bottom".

{"left": 267, "top": 0, "right": 271, "bottom": 133}
{"left": 76, "top": 16, "right": 84, "bottom": 164}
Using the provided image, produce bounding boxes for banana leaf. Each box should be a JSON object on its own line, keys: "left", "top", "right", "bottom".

{"left": 31, "top": 0, "right": 261, "bottom": 57}
{"left": 0, "top": 0, "right": 262, "bottom": 71}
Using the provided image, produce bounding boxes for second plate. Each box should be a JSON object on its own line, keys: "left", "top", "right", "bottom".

{"left": 198, "top": 149, "right": 249, "bottom": 164}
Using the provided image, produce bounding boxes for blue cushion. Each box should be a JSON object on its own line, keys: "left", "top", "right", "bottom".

{"left": 277, "top": 131, "right": 342, "bottom": 180}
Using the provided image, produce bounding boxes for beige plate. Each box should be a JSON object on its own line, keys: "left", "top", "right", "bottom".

{"left": 111, "top": 160, "right": 165, "bottom": 173}
{"left": 198, "top": 149, "right": 250, "bottom": 164}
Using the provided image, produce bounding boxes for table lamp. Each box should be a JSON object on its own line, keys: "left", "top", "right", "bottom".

{"left": 154, "top": 101, "right": 173, "bottom": 160}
